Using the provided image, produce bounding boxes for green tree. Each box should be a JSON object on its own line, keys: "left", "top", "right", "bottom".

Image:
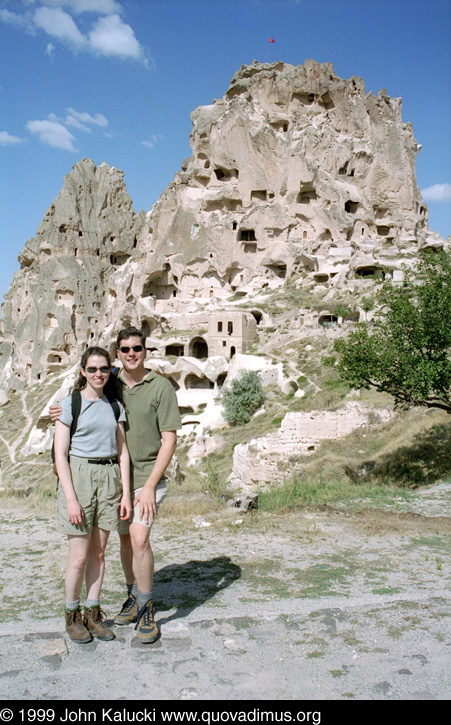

{"left": 222, "top": 370, "right": 265, "bottom": 425}
{"left": 325, "top": 250, "right": 451, "bottom": 413}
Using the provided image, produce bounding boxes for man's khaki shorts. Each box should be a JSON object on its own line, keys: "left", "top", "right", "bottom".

{"left": 57, "top": 457, "right": 122, "bottom": 536}
{"left": 118, "top": 478, "right": 167, "bottom": 534}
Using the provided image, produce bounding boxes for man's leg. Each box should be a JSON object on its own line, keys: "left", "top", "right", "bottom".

{"left": 129, "top": 521, "right": 154, "bottom": 593}
{"left": 129, "top": 522, "right": 159, "bottom": 644}
{"left": 114, "top": 532, "right": 139, "bottom": 625}
{"left": 119, "top": 531, "right": 135, "bottom": 588}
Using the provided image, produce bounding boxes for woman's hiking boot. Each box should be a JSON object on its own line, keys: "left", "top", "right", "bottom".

{"left": 114, "top": 594, "right": 138, "bottom": 625}
{"left": 65, "top": 607, "right": 93, "bottom": 644}
{"left": 84, "top": 606, "right": 116, "bottom": 641}
{"left": 134, "top": 601, "right": 160, "bottom": 644}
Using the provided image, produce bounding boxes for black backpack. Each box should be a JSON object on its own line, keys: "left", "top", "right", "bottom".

{"left": 51, "top": 388, "right": 120, "bottom": 475}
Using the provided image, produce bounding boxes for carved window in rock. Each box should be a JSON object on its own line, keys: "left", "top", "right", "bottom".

{"left": 110, "top": 252, "right": 131, "bottom": 266}
{"left": 297, "top": 190, "right": 317, "bottom": 204}
{"left": 165, "top": 344, "right": 184, "bottom": 358}
{"left": 218, "top": 321, "right": 223, "bottom": 333}
{"left": 344, "top": 200, "right": 359, "bottom": 214}
{"left": 251, "top": 190, "right": 268, "bottom": 202}
{"left": 228, "top": 322, "right": 233, "bottom": 335}
{"left": 355, "top": 266, "right": 381, "bottom": 279}
{"left": 214, "top": 167, "right": 239, "bottom": 182}
{"left": 319, "top": 314, "right": 338, "bottom": 328}
{"left": 185, "top": 373, "right": 212, "bottom": 390}
{"left": 190, "top": 337, "right": 208, "bottom": 360}
{"left": 238, "top": 229, "right": 256, "bottom": 242}
{"left": 377, "top": 226, "right": 391, "bottom": 236}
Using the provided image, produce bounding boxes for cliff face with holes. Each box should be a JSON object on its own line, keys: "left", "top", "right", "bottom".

{"left": 0, "top": 160, "right": 143, "bottom": 390}
{"left": 0, "top": 59, "right": 442, "bottom": 391}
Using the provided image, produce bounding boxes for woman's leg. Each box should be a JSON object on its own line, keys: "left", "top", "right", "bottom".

{"left": 65, "top": 534, "right": 91, "bottom": 602}
{"left": 65, "top": 534, "right": 93, "bottom": 643}
{"left": 85, "top": 526, "right": 110, "bottom": 602}
{"left": 83, "top": 526, "right": 116, "bottom": 641}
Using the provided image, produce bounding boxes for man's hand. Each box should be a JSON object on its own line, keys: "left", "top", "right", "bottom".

{"left": 134, "top": 486, "right": 156, "bottom": 525}
{"left": 49, "top": 404, "right": 63, "bottom": 422}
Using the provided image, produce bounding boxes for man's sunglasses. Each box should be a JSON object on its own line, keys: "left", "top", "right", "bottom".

{"left": 119, "top": 345, "right": 144, "bottom": 353}
{"left": 85, "top": 366, "right": 111, "bottom": 374}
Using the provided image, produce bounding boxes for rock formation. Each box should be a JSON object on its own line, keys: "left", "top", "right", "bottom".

{"left": 0, "top": 59, "right": 444, "bottom": 396}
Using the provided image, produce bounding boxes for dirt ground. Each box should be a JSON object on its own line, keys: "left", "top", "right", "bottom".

{"left": 0, "top": 482, "right": 450, "bottom": 702}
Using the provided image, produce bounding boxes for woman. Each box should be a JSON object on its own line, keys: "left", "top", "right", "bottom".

{"left": 54, "top": 346, "right": 131, "bottom": 644}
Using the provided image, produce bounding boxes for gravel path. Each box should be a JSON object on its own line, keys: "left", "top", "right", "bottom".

{"left": 1, "top": 483, "right": 450, "bottom": 701}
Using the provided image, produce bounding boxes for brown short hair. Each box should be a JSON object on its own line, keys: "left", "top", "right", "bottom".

{"left": 116, "top": 327, "right": 145, "bottom": 348}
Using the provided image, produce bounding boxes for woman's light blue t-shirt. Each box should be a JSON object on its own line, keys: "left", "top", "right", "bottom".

{"left": 59, "top": 393, "right": 126, "bottom": 458}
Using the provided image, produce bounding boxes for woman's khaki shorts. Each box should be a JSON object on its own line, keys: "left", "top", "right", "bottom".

{"left": 118, "top": 478, "right": 167, "bottom": 534}
{"left": 57, "top": 457, "right": 122, "bottom": 536}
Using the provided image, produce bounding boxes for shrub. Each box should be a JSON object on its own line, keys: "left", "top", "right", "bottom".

{"left": 222, "top": 370, "right": 265, "bottom": 426}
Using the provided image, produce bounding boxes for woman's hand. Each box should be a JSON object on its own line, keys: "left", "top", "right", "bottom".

{"left": 66, "top": 498, "right": 84, "bottom": 526}
{"left": 120, "top": 494, "right": 132, "bottom": 520}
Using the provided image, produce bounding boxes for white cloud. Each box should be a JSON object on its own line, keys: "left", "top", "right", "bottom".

{"left": 33, "top": 6, "right": 86, "bottom": 48}
{"left": 66, "top": 108, "right": 108, "bottom": 130}
{"left": 27, "top": 119, "right": 77, "bottom": 151}
{"left": 0, "top": 8, "right": 35, "bottom": 32}
{"left": 0, "top": 131, "right": 24, "bottom": 146}
{"left": 421, "top": 183, "right": 451, "bottom": 203}
{"left": 142, "top": 134, "right": 163, "bottom": 151}
{"left": 1, "top": 2, "right": 148, "bottom": 64}
{"left": 88, "top": 13, "right": 145, "bottom": 62}
{"left": 42, "top": 0, "right": 123, "bottom": 14}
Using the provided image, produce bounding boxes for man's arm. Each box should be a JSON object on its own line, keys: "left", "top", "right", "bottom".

{"left": 117, "top": 422, "right": 132, "bottom": 521}
{"left": 133, "top": 431, "right": 177, "bottom": 524}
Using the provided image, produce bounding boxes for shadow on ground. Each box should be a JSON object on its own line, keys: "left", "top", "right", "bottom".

{"left": 154, "top": 556, "right": 241, "bottom": 623}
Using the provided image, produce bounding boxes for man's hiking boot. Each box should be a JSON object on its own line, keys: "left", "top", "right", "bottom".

{"left": 65, "top": 607, "right": 93, "bottom": 644}
{"left": 84, "top": 606, "right": 116, "bottom": 641}
{"left": 114, "top": 594, "right": 139, "bottom": 625}
{"left": 134, "top": 601, "right": 160, "bottom": 644}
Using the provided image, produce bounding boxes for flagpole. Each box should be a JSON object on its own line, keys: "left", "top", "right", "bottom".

{"left": 267, "top": 37, "right": 275, "bottom": 63}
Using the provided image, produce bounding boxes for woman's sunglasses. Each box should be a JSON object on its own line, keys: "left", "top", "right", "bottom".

{"left": 119, "top": 345, "right": 144, "bottom": 353}
{"left": 85, "top": 366, "right": 111, "bottom": 374}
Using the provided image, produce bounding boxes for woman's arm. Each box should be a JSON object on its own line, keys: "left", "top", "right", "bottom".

{"left": 54, "top": 420, "right": 84, "bottom": 526}
{"left": 116, "top": 421, "right": 131, "bottom": 520}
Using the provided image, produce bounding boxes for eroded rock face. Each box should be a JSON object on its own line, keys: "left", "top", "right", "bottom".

{"left": 136, "top": 58, "right": 437, "bottom": 303}
{"left": 0, "top": 159, "right": 142, "bottom": 390}
{"left": 0, "top": 60, "right": 442, "bottom": 391}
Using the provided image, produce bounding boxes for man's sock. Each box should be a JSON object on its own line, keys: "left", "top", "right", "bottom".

{"left": 131, "top": 583, "right": 138, "bottom": 598}
{"left": 137, "top": 590, "right": 153, "bottom": 609}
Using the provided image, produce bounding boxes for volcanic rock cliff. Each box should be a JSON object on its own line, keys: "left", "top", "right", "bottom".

{"left": 0, "top": 59, "right": 443, "bottom": 391}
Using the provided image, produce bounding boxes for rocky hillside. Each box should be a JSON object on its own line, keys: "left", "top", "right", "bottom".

{"left": 0, "top": 59, "right": 444, "bottom": 391}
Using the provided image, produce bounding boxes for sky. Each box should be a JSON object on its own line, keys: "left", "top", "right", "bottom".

{"left": 1, "top": 0, "right": 450, "bottom": 305}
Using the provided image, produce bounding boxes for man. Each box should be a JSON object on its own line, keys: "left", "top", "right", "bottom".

{"left": 51, "top": 326, "right": 181, "bottom": 644}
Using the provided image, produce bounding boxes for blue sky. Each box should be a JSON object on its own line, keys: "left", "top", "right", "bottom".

{"left": 1, "top": 0, "right": 450, "bottom": 304}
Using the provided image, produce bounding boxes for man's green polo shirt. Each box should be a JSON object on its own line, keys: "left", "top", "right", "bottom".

{"left": 114, "top": 370, "right": 181, "bottom": 490}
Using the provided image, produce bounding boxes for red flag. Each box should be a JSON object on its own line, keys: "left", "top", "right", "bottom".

{"left": 268, "top": 37, "right": 275, "bottom": 43}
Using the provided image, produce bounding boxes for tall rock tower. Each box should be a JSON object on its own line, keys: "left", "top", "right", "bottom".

{"left": 0, "top": 159, "right": 141, "bottom": 390}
